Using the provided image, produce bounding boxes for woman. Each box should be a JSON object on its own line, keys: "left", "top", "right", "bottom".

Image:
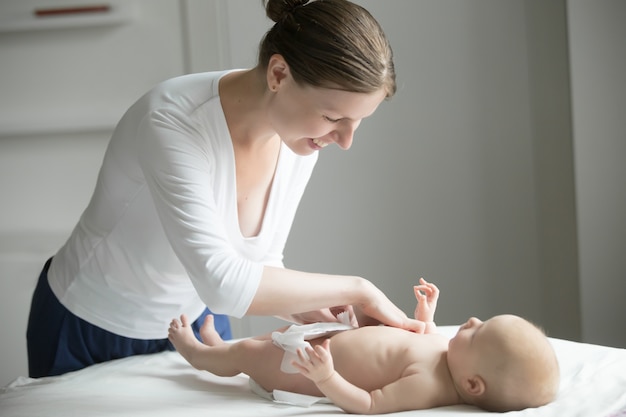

{"left": 27, "top": 0, "right": 422, "bottom": 378}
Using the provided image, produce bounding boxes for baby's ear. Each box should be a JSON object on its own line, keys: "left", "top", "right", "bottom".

{"left": 462, "top": 375, "right": 486, "bottom": 397}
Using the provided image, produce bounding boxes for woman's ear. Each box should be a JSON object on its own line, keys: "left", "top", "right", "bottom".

{"left": 266, "top": 54, "right": 290, "bottom": 91}
{"left": 462, "top": 375, "right": 486, "bottom": 397}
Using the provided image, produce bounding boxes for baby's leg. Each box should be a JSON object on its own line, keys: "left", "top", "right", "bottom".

{"left": 168, "top": 314, "right": 298, "bottom": 382}
{"left": 229, "top": 336, "right": 323, "bottom": 397}
{"left": 199, "top": 314, "right": 226, "bottom": 346}
{"left": 168, "top": 314, "right": 241, "bottom": 375}
{"left": 169, "top": 315, "right": 321, "bottom": 396}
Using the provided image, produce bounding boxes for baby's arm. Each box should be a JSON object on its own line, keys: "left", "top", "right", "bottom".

{"left": 414, "top": 278, "right": 439, "bottom": 334}
{"left": 292, "top": 341, "right": 434, "bottom": 414}
{"left": 293, "top": 340, "right": 373, "bottom": 413}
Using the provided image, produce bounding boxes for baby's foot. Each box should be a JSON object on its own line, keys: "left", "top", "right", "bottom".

{"left": 168, "top": 314, "right": 204, "bottom": 363}
{"left": 199, "top": 314, "right": 225, "bottom": 346}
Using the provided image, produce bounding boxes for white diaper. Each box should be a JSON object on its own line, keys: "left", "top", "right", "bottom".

{"left": 271, "top": 312, "right": 354, "bottom": 374}
{"left": 249, "top": 378, "right": 332, "bottom": 407}
{"left": 250, "top": 313, "right": 354, "bottom": 407}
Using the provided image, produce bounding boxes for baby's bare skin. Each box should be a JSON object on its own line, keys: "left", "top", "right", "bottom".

{"left": 168, "top": 315, "right": 459, "bottom": 411}
{"left": 170, "top": 280, "right": 559, "bottom": 414}
{"left": 325, "top": 326, "right": 450, "bottom": 395}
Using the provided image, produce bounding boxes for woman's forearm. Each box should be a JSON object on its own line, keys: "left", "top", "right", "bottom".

{"left": 246, "top": 265, "right": 369, "bottom": 316}
{"left": 246, "top": 266, "right": 425, "bottom": 332}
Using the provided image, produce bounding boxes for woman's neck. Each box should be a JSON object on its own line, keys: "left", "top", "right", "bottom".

{"left": 219, "top": 68, "right": 278, "bottom": 149}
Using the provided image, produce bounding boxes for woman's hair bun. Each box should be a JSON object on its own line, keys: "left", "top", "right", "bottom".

{"left": 264, "top": 0, "right": 310, "bottom": 23}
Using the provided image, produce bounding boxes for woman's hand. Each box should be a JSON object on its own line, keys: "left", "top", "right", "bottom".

{"left": 287, "top": 305, "right": 358, "bottom": 327}
{"left": 356, "top": 280, "right": 427, "bottom": 333}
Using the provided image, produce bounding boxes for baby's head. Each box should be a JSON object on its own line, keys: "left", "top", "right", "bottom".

{"left": 447, "top": 314, "right": 559, "bottom": 412}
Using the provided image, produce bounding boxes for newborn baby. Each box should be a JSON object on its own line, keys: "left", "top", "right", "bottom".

{"left": 168, "top": 279, "right": 559, "bottom": 414}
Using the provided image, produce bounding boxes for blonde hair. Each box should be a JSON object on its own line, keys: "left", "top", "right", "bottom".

{"left": 259, "top": 0, "right": 396, "bottom": 97}
{"left": 476, "top": 317, "right": 560, "bottom": 412}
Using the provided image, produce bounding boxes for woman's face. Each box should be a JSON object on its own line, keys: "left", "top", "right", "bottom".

{"left": 267, "top": 65, "right": 387, "bottom": 156}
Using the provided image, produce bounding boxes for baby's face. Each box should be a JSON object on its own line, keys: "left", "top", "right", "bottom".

{"left": 447, "top": 317, "right": 485, "bottom": 375}
{"left": 449, "top": 317, "right": 483, "bottom": 350}
{"left": 447, "top": 315, "right": 515, "bottom": 378}
{"left": 447, "top": 315, "right": 559, "bottom": 410}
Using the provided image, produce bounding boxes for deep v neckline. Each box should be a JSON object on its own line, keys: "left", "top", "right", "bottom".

{"left": 233, "top": 142, "right": 283, "bottom": 239}
{"left": 216, "top": 69, "right": 283, "bottom": 239}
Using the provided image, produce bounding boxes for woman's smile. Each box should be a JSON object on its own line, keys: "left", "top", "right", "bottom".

{"left": 311, "top": 137, "right": 329, "bottom": 149}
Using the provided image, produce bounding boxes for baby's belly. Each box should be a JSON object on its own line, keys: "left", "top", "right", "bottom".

{"left": 311, "top": 326, "right": 412, "bottom": 390}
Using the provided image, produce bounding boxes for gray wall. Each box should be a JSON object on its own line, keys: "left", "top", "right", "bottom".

{"left": 227, "top": 0, "right": 587, "bottom": 341}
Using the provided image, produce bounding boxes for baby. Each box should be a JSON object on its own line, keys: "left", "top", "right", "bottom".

{"left": 168, "top": 279, "right": 559, "bottom": 414}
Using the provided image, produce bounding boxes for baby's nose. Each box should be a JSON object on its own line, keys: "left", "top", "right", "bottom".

{"left": 468, "top": 317, "right": 483, "bottom": 326}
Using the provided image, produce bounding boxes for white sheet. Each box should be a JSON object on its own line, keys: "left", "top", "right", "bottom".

{"left": 1, "top": 326, "right": 625, "bottom": 417}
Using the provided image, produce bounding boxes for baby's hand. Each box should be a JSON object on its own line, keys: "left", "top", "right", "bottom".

{"left": 291, "top": 339, "right": 335, "bottom": 384}
{"left": 414, "top": 278, "right": 439, "bottom": 323}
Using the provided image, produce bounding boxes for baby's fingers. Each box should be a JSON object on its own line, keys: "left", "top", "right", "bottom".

{"left": 414, "top": 285, "right": 431, "bottom": 299}
{"left": 416, "top": 280, "right": 439, "bottom": 299}
{"left": 419, "top": 278, "right": 439, "bottom": 293}
{"left": 313, "top": 339, "right": 331, "bottom": 359}
{"left": 296, "top": 347, "right": 310, "bottom": 362}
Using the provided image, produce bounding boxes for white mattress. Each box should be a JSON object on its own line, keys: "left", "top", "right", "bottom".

{"left": 1, "top": 326, "right": 625, "bottom": 417}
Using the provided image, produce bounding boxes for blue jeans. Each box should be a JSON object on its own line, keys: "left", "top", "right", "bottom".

{"left": 27, "top": 258, "right": 231, "bottom": 377}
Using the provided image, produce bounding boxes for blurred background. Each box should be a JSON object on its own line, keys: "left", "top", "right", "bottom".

{"left": 0, "top": 0, "right": 624, "bottom": 386}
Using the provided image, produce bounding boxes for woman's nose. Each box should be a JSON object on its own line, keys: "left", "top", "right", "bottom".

{"left": 334, "top": 120, "right": 359, "bottom": 150}
{"left": 335, "top": 132, "right": 354, "bottom": 150}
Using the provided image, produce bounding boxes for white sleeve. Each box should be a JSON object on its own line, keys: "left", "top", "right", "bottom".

{"left": 137, "top": 108, "right": 263, "bottom": 317}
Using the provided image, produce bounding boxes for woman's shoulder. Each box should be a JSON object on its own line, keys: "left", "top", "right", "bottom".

{"left": 147, "top": 70, "right": 234, "bottom": 107}
{"left": 157, "top": 70, "right": 233, "bottom": 90}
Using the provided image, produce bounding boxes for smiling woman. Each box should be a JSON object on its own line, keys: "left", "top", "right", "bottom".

{"left": 24, "top": 0, "right": 423, "bottom": 380}
{"left": 256, "top": 71, "right": 387, "bottom": 154}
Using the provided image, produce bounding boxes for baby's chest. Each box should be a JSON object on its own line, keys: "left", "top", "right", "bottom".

{"left": 334, "top": 331, "right": 445, "bottom": 369}
{"left": 330, "top": 336, "right": 414, "bottom": 373}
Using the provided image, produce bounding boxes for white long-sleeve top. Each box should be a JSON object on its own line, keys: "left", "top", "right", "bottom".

{"left": 48, "top": 70, "right": 318, "bottom": 339}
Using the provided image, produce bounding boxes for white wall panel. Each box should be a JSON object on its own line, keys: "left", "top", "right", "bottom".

{"left": 0, "top": 0, "right": 185, "bottom": 136}
{"left": 0, "top": 0, "right": 193, "bottom": 384}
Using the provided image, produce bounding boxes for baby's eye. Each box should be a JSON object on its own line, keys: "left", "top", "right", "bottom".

{"left": 323, "top": 115, "right": 340, "bottom": 123}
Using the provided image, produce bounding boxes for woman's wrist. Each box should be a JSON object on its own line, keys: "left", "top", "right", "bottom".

{"left": 354, "top": 276, "right": 377, "bottom": 304}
